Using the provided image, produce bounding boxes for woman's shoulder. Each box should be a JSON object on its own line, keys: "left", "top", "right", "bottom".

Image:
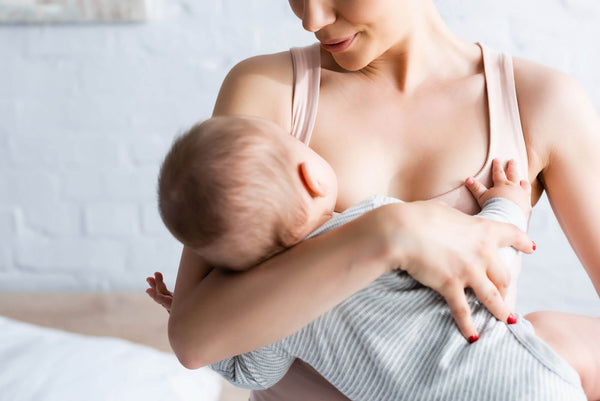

{"left": 512, "top": 57, "right": 585, "bottom": 115}
{"left": 512, "top": 56, "right": 597, "bottom": 168}
{"left": 213, "top": 50, "right": 294, "bottom": 131}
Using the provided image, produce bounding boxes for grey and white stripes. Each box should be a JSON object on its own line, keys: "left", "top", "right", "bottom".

{"left": 211, "top": 195, "right": 586, "bottom": 400}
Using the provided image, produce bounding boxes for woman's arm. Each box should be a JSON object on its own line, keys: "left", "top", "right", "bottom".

{"left": 169, "top": 202, "right": 534, "bottom": 369}
{"left": 514, "top": 59, "right": 600, "bottom": 295}
{"left": 511, "top": 64, "right": 600, "bottom": 400}
{"left": 169, "top": 208, "right": 394, "bottom": 368}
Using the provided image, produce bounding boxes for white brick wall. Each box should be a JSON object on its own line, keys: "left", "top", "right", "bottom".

{"left": 1, "top": 0, "right": 599, "bottom": 315}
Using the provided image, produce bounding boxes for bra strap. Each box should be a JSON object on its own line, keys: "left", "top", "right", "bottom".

{"left": 290, "top": 43, "right": 321, "bottom": 145}
{"left": 478, "top": 43, "right": 529, "bottom": 180}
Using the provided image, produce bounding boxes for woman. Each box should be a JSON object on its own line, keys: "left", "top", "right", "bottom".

{"left": 163, "top": 0, "right": 600, "bottom": 399}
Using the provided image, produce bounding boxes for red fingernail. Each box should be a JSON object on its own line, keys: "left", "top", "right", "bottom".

{"left": 468, "top": 335, "right": 479, "bottom": 344}
{"left": 532, "top": 241, "right": 536, "bottom": 251}
{"left": 507, "top": 313, "right": 517, "bottom": 325}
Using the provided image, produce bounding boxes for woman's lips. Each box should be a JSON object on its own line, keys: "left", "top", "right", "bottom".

{"left": 320, "top": 34, "right": 357, "bottom": 53}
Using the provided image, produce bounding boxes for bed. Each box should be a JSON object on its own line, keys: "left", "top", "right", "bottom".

{"left": 0, "top": 292, "right": 250, "bottom": 401}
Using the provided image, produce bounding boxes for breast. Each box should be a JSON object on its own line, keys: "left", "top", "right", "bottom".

{"left": 431, "top": 183, "right": 485, "bottom": 215}
{"left": 328, "top": 146, "right": 490, "bottom": 214}
{"left": 312, "top": 77, "right": 490, "bottom": 212}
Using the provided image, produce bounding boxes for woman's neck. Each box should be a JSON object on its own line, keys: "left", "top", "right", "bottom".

{"left": 359, "top": 2, "right": 481, "bottom": 94}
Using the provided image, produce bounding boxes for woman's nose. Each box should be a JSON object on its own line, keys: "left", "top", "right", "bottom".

{"left": 302, "top": 0, "right": 336, "bottom": 32}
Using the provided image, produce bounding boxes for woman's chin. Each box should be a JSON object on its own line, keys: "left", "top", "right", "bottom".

{"left": 329, "top": 44, "right": 381, "bottom": 72}
{"left": 331, "top": 54, "right": 370, "bottom": 72}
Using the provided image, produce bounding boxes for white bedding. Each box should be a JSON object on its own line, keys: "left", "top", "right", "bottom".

{"left": 0, "top": 316, "right": 222, "bottom": 401}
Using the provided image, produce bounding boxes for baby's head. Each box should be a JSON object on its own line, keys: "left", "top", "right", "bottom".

{"left": 158, "top": 115, "right": 337, "bottom": 270}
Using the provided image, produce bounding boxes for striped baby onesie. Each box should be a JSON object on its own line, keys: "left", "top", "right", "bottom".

{"left": 211, "top": 195, "right": 586, "bottom": 401}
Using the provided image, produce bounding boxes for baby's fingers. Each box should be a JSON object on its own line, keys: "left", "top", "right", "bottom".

{"left": 146, "top": 288, "right": 172, "bottom": 313}
{"left": 505, "top": 159, "right": 520, "bottom": 182}
{"left": 145, "top": 287, "right": 160, "bottom": 303}
{"left": 492, "top": 158, "right": 508, "bottom": 184}
{"left": 154, "top": 272, "right": 172, "bottom": 296}
{"left": 465, "top": 177, "right": 487, "bottom": 200}
{"left": 439, "top": 284, "right": 479, "bottom": 343}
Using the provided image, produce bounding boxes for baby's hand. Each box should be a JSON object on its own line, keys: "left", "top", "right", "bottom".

{"left": 145, "top": 272, "right": 173, "bottom": 313}
{"left": 465, "top": 158, "right": 531, "bottom": 215}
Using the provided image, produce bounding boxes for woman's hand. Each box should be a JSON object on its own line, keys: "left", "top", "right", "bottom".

{"left": 382, "top": 198, "right": 535, "bottom": 342}
{"left": 146, "top": 272, "right": 173, "bottom": 313}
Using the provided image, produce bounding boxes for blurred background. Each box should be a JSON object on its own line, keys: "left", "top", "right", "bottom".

{"left": 1, "top": 0, "right": 599, "bottom": 318}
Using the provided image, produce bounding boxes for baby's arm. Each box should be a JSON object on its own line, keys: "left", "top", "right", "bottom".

{"left": 466, "top": 158, "right": 532, "bottom": 218}
{"left": 467, "top": 158, "right": 531, "bottom": 236}
{"left": 466, "top": 158, "right": 531, "bottom": 305}
{"left": 465, "top": 159, "right": 535, "bottom": 306}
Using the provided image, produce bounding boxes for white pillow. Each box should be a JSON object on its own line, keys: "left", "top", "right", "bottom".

{"left": 0, "top": 316, "right": 222, "bottom": 401}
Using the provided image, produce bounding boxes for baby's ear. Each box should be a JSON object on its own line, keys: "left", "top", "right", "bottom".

{"left": 299, "top": 161, "right": 326, "bottom": 197}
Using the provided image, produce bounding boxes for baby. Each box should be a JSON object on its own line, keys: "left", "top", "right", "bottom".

{"left": 158, "top": 115, "right": 339, "bottom": 271}
{"left": 152, "top": 115, "right": 587, "bottom": 400}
